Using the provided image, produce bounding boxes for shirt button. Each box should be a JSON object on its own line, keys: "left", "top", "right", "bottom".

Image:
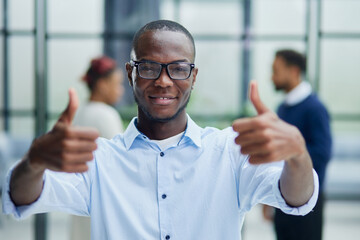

{"left": 160, "top": 152, "right": 164, "bottom": 157}
{"left": 162, "top": 194, "right": 167, "bottom": 199}
{"left": 165, "top": 235, "right": 170, "bottom": 240}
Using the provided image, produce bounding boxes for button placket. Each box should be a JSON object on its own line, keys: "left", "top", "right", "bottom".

{"left": 157, "top": 150, "right": 172, "bottom": 240}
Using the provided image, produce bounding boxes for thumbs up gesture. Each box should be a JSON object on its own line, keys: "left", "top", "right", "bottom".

{"left": 28, "top": 89, "right": 99, "bottom": 173}
{"left": 232, "top": 81, "right": 306, "bottom": 164}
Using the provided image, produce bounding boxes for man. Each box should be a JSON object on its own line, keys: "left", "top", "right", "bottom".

{"left": 263, "top": 49, "right": 332, "bottom": 240}
{"left": 3, "top": 21, "right": 318, "bottom": 240}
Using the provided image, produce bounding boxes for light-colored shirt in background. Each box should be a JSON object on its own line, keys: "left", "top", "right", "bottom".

{"left": 73, "top": 101, "right": 123, "bottom": 139}
{"left": 284, "top": 81, "right": 312, "bottom": 106}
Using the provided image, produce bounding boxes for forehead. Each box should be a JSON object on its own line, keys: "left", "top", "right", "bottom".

{"left": 134, "top": 30, "right": 194, "bottom": 62}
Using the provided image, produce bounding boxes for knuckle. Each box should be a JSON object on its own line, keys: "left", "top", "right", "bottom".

{"left": 61, "top": 140, "right": 69, "bottom": 149}
{"left": 81, "top": 164, "right": 89, "bottom": 171}
{"left": 267, "top": 111, "right": 277, "bottom": 120}
{"left": 61, "top": 152, "right": 71, "bottom": 162}
{"left": 91, "top": 143, "right": 98, "bottom": 151}
{"left": 63, "top": 128, "right": 73, "bottom": 138}
{"left": 234, "top": 136, "right": 241, "bottom": 144}
{"left": 254, "top": 117, "right": 266, "bottom": 129}
{"left": 232, "top": 119, "right": 241, "bottom": 126}
{"left": 264, "top": 142, "right": 272, "bottom": 152}
{"left": 262, "top": 129, "right": 272, "bottom": 141}
{"left": 240, "top": 146, "right": 249, "bottom": 155}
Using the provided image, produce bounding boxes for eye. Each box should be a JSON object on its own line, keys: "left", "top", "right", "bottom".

{"left": 170, "top": 64, "right": 189, "bottom": 72}
{"left": 140, "top": 63, "right": 158, "bottom": 72}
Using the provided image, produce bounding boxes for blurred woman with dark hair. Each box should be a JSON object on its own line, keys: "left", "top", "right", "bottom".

{"left": 71, "top": 56, "right": 124, "bottom": 240}
{"left": 74, "top": 56, "right": 124, "bottom": 138}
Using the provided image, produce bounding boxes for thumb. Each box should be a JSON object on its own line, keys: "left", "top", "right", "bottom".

{"left": 58, "top": 88, "right": 79, "bottom": 125}
{"left": 249, "top": 80, "right": 269, "bottom": 115}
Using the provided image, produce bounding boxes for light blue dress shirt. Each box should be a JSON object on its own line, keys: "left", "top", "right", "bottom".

{"left": 2, "top": 116, "right": 319, "bottom": 240}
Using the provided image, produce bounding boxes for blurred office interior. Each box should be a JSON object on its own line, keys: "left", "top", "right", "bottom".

{"left": 0, "top": 0, "right": 359, "bottom": 239}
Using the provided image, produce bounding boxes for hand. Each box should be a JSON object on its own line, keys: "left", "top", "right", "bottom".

{"left": 232, "top": 81, "right": 306, "bottom": 164}
{"left": 28, "top": 88, "right": 99, "bottom": 173}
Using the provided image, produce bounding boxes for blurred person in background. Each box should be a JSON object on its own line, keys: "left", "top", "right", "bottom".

{"left": 262, "top": 49, "right": 332, "bottom": 240}
{"left": 74, "top": 56, "right": 124, "bottom": 138}
{"left": 71, "top": 56, "right": 125, "bottom": 240}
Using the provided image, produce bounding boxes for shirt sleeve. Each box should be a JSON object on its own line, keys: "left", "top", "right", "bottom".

{"left": 2, "top": 161, "right": 92, "bottom": 220}
{"left": 227, "top": 130, "right": 319, "bottom": 216}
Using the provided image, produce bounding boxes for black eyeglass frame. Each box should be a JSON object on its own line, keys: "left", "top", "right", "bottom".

{"left": 130, "top": 60, "right": 195, "bottom": 80}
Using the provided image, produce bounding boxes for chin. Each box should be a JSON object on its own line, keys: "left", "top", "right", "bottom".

{"left": 145, "top": 110, "right": 182, "bottom": 123}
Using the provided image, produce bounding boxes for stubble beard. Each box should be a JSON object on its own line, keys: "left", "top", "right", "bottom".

{"left": 133, "top": 92, "right": 191, "bottom": 123}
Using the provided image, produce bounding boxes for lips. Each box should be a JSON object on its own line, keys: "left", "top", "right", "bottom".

{"left": 149, "top": 95, "right": 177, "bottom": 105}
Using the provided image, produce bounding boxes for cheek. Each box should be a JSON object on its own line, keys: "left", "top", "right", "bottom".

{"left": 178, "top": 83, "right": 193, "bottom": 100}
{"left": 133, "top": 79, "right": 148, "bottom": 99}
{"left": 273, "top": 73, "right": 283, "bottom": 82}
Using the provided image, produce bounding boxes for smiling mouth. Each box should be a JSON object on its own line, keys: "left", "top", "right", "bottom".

{"left": 149, "top": 96, "right": 177, "bottom": 105}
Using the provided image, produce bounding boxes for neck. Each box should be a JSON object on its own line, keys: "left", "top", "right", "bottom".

{"left": 90, "top": 92, "right": 106, "bottom": 104}
{"left": 285, "top": 78, "right": 302, "bottom": 93}
{"left": 136, "top": 110, "right": 187, "bottom": 140}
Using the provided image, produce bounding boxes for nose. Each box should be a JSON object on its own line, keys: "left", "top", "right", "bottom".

{"left": 154, "top": 68, "right": 173, "bottom": 88}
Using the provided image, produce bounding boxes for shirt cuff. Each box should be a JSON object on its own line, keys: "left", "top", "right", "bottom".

{"left": 2, "top": 163, "right": 49, "bottom": 220}
{"left": 273, "top": 169, "right": 319, "bottom": 216}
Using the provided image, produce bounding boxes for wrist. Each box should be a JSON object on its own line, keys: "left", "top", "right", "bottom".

{"left": 26, "top": 141, "right": 47, "bottom": 174}
{"left": 287, "top": 127, "right": 308, "bottom": 163}
{"left": 286, "top": 150, "right": 313, "bottom": 176}
{"left": 25, "top": 154, "right": 46, "bottom": 174}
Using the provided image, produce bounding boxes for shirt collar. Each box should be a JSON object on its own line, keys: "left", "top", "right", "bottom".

{"left": 284, "top": 81, "right": 312, "bottom": 106}
{"left": 182, "top": 114, "right": 202, "bottom": 148}
{"left": 123, "top": 115, "right": 202, "bottom": 150}
{"left": 123, "top": 117, "right": 142, "bottom": 150}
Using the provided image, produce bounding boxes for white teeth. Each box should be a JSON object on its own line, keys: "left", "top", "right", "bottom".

{"left": 159, "top": 97, "right": 169, "bottom": 100}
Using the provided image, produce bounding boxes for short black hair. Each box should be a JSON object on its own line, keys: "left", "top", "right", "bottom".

{"left": 132, "top": 20, "right": 196, "bottom": 60}
{"left": 276, "top": 49, "right": 306, "bottom": 74}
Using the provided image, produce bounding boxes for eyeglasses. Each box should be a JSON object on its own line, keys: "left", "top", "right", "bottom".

{"left": 130, "top": 60, "right": 195, "bottom": 80}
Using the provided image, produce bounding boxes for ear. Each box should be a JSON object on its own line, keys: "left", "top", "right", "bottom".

{"left": 191, "top": 67, "right": 198, "bottom": 88}
{"left": 125, "top": 62, "right": 134, "bottom": 87}
{"left": 290, "top": 65, "right": 301, "bottom": 78}
{"left": 96, "top": 78, "right": 106, "bottom": 89}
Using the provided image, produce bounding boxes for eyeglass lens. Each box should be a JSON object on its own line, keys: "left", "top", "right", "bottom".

{"left": 138, "top": 62, "right": 192, "bottom": 80}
